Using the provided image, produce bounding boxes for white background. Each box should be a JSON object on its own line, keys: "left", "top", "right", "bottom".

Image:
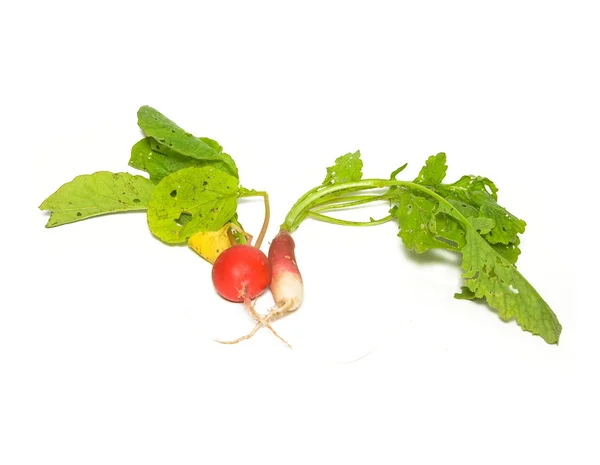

{"left": 0, "top": 1, "right": 593, "bottom": 464}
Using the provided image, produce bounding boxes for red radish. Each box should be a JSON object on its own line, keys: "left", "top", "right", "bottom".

{"left": 211, "top": 244, "right": 271, "bottom": 302}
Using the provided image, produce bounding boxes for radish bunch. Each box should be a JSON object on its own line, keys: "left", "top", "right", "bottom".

{"left": 40, "top": 106, "right": 562, "bottom": 347}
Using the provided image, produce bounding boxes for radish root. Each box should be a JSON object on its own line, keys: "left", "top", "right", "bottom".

{"left": 216, "top": 288, "right": 292, "bottom": 348}
{"left": 217, "top": 300, "right": 295, "bottom": 348}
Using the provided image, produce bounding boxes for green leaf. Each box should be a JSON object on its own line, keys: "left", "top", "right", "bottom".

{"left": 39, "top": 172, "right": 155, "bottom": 227}
{"left": 468, "top": 217, "right": 495, "bottom": 235}
{"left": 392, "top": 191, "right": 465, "bottom": 252}
{"left": 393, "top": 192, "right": 444, "bottom": 253}
{"left": 490, "top": 236, "right": 522, "bottom": 264}
{"left": 392, "top": 183, "right": 559, "bottom": 343}
{"left": 129, "top": 137, "right": 238, "bottom": 183}
{"left": 438, "top": 175, "right": 525, "bottom": 245}
{"left": 414, "top": 153, "right": 448, "bottom": 186}
{"left": 323, "top": 151, "right": 363, "bottom": 185}
{"left": 390, "top": 190, "right": 465, "bottom": 253}
{"left": 445, "top": 174, "right": 499, "bottom": 200}
{"left": 390, "top": 163, "right": 408, "bottom": 180}
{"left": 454, "top": 286, "right": 477, "bottom": 300}
{"left": 461, "top": 228, "right": 561, "bottom": 344}
{"left": 147, "top": 166, "right": 239, "bottom": 244}
{"left": 447, "top": 197, "right": 480, "bottom": 220}
{"left": 198, "top": 137, "right": 223, "bottom": 154}
{"left": 137, "top": 106, "right": 221, "bottom": 161}
{"left": 475, "top": 190, "right": 525, "bottom": 244}
{"left": 434, "top": 212, "right": 467, "bottom": 249}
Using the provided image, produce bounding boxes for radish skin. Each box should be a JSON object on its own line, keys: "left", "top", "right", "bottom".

{"left": 211, "top": 245, "right": 271, "bottom": 302}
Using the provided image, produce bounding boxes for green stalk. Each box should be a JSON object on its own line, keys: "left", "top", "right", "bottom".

{"left": 311, "top": 194, "right": 391, "bottom": 213}
{"left": 307, "top": 212, "right": 393, "bottom": 227}
{"left": 282, "top": 179, "right": 470, "bottom": 232}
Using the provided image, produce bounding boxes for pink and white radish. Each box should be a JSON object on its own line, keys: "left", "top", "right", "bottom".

{"left": 267, "top": 229, "right": 304, "bottom": 315}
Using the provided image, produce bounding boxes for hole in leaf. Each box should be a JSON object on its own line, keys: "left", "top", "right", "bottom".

{"left": 174, "top": 212, "right": 192, "bottom": 226}
{"left": 170, "top": 189, "right": 177, "bottom": 198}
{"left": 77, "top": 212, "right": 82, "bottom": 217}
{"left": 435, "top": 236, "right": 458, "bottom": 248}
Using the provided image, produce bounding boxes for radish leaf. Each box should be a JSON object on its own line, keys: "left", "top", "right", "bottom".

{"left": 392, "top": 185, "right": 560, "bottom": 343}
{"left": 322, "top": 150, "right": 363, "bottom": 185}
{"left": 146, "top": 166, "right": 238, "bottom": 244}
{"left": 459, "top": 226, "right": 561, "bottom": 344}
{"left": 437, "top": 176, "right": 525, "bottom": 245}
{"left": 137, "top": 106, "right": 221, "bottom": 161}
{"left": 39, "top": 172, "right": 155, "bottom": 227}
{"left": 129, "top": 137, "right": 238, "bottom": 183}
{"left": 410, "top": 153, "right": 525, "bottom": 248}
{"left": 414, "top": 152, "right": 448, "bottom": 186}
{"left": 392, "top": 192, "right": 459, "bottom": 253}
{"left": 490, "top": 237, "right": 521, "bottom": 264}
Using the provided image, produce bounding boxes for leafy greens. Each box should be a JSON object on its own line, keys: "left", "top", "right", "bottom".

{"left": 39, "top": 105, "right": 561, "bottom": 345}
{"left": 146, "top": 166, "right": 239, "bottom": 244}
{"left": 40, "top": 172, "right": 155, "bottom": 227}
{"left": 281, "top": 152, "right": 561, "bottom": 344}
{"left": 40, "top": 106, "right": 251, "bottom": 248}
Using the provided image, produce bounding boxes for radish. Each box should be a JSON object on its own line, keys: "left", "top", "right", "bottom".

{"left": 211, "top": 244, "right": 271, "bottom": 302}
{"left": 267, "top": 229, "right": 304, "bottom": 314}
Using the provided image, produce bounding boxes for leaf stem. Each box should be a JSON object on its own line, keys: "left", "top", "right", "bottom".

{"left": 311, "top": 194, "right": 392, "bottom": 213}
{"left": 307, "top": 212, "right": 393, "bottom": 227}
{"left": 283, "top": 179, "right": 471, "bottom": 232}
{"left": 239, "top": 190, "right": 270, "bottom": 249}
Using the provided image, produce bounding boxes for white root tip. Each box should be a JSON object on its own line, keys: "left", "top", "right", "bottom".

{"left": 271, "top": 271, "right": 303, "bottom": 311}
